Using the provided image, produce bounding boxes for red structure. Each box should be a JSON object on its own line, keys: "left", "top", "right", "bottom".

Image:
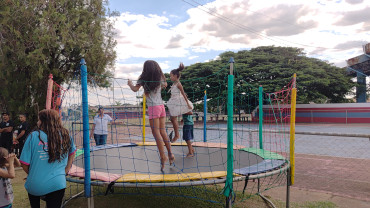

{"left": 294, "top": 103, "right": 370, "bottom": 123}
{"left": 256, "top": 103, "right": 370, "bottom": 124}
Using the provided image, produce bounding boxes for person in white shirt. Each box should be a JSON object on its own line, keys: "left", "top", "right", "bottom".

{"left": 90, "top": 106, "right": 117, "bottom": 146}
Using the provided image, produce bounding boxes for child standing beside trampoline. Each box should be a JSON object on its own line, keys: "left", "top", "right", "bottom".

{"left": 167, "top": 63, "right": 193, "bottom": 143}
{"left": 128, "top": 60, "right": 175, "bottom": 171}
{"left": 182, "top": 112, "right": 195, "bottom": 157}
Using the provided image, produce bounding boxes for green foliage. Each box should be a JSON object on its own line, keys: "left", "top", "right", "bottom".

{"left": 114, "top": 101, "right": 123, "bottom": 106}
{"left": 177, "top": 46, "right": 355, "bottom": 113}
{"left": 0, "top": 0, "right": 116, "bottom": 124}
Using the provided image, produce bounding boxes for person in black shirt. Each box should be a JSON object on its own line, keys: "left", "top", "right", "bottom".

{"left": 0, "top": 112, "right": 14, "bottom": 152}
{"left": 14, "top": 113, "right": 29, "bottom": 157}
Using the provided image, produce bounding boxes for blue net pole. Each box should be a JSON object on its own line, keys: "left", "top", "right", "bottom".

{"left": 80, "top": 58, "right": 91, "bottom": 198}
{"left": 203, "top": 90, "right": 207, "bottom": 142}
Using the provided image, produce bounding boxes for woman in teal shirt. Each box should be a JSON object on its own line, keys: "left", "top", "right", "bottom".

{"left": 20, "top": 109, "right": 76, "bottom": 208}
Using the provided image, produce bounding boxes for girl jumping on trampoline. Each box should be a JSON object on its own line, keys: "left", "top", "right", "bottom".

{"left": 167, "top": 63, "right": 193, "bottom": 143}
{"left": 128, "top": 60, "right": 175, "bottom": 171}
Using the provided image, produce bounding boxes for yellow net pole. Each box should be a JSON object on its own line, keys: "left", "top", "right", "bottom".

{"left": 142, "top": 95, "right": 146, "bottom": 143}
{"left": 289, "top": 73, "right": 297, "bottom": 185}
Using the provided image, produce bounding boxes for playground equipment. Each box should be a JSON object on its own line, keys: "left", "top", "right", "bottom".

{"left": 61, "top": 58, "right": 296, "bottom": 208}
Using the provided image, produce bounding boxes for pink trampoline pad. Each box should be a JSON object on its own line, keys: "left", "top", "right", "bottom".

{"left": 68, "top": 164, "right": 121, "bottom": 182}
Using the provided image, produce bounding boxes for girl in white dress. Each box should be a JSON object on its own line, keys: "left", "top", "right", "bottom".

{"left": 167, "top": 63, "right": 193, "bottom": 142}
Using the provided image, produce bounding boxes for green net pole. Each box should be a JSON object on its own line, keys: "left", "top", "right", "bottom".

{"left": 203, "top": 90, "right": 207, "bottom": 142}
{"left": 223, "top": 57, "right": 234, "bottom": 207}
{"left": 259, "top": 85, "right": 264, "bottom": 149}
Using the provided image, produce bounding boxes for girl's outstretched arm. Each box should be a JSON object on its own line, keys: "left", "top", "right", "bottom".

{"left": 128, "top": 80, "right": 141, "bottom": 92}
{"left": 177, "top": 82, "right": 192, "bottom": 108}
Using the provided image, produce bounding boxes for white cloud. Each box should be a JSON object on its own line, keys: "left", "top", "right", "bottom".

{"left": 113, "top": 13, "right": 189, "bottom": 62}
{"left": 115, "top": 63, "right": 142, "bottom": 80}
{"left": 112, "top": 0, "right": 370, "bottom": 68}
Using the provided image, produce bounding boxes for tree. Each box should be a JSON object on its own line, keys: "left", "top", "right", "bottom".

{"left": 178, "top": 46, "right": 355, "bottom": 113}
{"left": 0, "top": 0, "right": 116, "bottom": 124}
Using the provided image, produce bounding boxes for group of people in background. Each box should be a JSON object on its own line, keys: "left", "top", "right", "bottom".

{"left": 0, "top": 110, "right": 76, "bottom": 207}
{"left": 0, "top": 112, "right": 29, "bottom": 158}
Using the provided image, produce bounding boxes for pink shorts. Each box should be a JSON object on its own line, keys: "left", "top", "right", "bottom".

{"left": 148, "top": 105, "right": 166, "bottom": 120}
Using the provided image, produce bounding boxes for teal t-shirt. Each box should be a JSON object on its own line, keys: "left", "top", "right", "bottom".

{"left": 182, "top": 114, "right": 194, "bottom": 125}
{"left": 20, "top": 130, "right": 76, "bottom": 196}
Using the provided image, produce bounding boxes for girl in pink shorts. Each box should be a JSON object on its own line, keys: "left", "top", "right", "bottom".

{"left": 128, "top": 60, "right": 174, "bottom": 171}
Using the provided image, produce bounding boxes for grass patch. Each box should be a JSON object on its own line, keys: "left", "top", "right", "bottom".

{"left": 68, "top": 192, "right": 224, "bottom": 208}
{"left": 65, "top": 182, "right": 225, "bottom": 208}
{"left": 11, "top": 169, "right": 29, "bottom": 208}
{"left": 12, "top": 169, "right": 338, "bottom": 208}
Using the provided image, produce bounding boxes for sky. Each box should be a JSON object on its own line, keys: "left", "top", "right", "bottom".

{"left": 107, "top": 0, "right": 370, "bottom": 81}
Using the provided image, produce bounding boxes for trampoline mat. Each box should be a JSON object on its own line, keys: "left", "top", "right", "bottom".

{"left": 74, "top": 145, "right": 265, "bottom": 175}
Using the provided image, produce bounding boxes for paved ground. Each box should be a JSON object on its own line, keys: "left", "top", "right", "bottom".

{"left": 264, "top": 186, "right": 370, "bottom": 208}
{"left": 233, "top": 150, "right": 370, "bottom": 207}
{"left": 249, "top": 123, "right": 370, "bottom": 207}
{"left": 294, "top": 153, "right": 370, "bottom": 201}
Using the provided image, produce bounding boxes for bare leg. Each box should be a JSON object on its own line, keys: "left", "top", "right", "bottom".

{"left": 159, "top": 117, "right": 175, "bottom": 165}
{"left": 186, "top": 140, "right": 194, "bottom": 157}
{"left": 150, "top": 118, "right": 167, "bottom": 170}
{"left": 170, "top": 116, "right": 179, "bottom": 142}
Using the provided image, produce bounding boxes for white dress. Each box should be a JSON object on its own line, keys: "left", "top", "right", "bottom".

{"left": 167, "top": 82, "right": 193, "bottom": 116}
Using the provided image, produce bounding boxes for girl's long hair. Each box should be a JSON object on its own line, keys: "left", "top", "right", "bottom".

{"left": 37, "top": 109, "right": 71, "bottom": 163}
{"left": 170, "top": 63, "right": 184, "bottom": 79}
{"left": 138, "top": 60, "right": 164, "bottom": 94}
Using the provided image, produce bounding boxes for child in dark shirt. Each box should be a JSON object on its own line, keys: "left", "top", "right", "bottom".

{"left": 182, "top": 112, "right": 194, "bottom": 157}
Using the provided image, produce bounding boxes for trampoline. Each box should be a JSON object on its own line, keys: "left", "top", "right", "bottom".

{"left": 67, "top": 142, "right": 289, "bottom": 187}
